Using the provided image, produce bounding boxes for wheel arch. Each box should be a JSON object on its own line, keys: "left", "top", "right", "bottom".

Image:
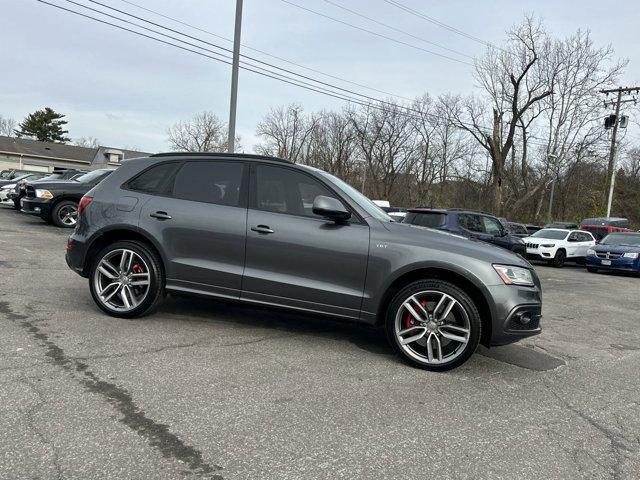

{"left": 82, "top": 226, "right": 166, "bottom": 278}
{"left": 375, "top": 265, "right": 494, "bottom": 347}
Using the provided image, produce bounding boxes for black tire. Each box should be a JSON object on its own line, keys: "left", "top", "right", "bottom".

{"left": 587, "top": 267, "right": 598, "bottom": 273}
{"left": 51, "top": 200, "right": 78, "bottom": 228}
{"left": 385, "top": 279, "right": 481, "bottom": 371}
{"left": 550, "top": 249, "right": 566, "bottom": 268}
{"left": 89, "top": 240, "right": 165, "bottom": 318}
{"left": 13, "top": 199, "right": 20, "bottom": 210}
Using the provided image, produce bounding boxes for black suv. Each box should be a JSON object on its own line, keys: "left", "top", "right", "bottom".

{"left": 66, "top": 154, "right": 542, "bottom": 371}
{"left": 404, "top": 208, "right": 526, "bottom": 254}
{"left": 21, "top": 169, "right": 112, "bottom": 228}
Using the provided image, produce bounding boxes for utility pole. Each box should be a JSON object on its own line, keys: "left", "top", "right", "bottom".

{"left": 546, "top": 154, "right": 558, "bottom": 224}
{"left": 227, "top": 0, "right": 244, "bottom": 153}
{"left": 600, "top": 86, "right": 639, "bottom": 216}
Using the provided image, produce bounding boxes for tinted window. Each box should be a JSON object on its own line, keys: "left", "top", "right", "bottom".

{"left": 404, "top": 212, "right": 446, "bottom": 228}
{"left": 568, "top": 232, "right": 580, "bottom": 241}
{"left": 127, "top": 162, "right": 180, "bottom": 195}
{"left": 172, "top": 161, "right": 244, "bottom": 206}
{"left": 255, "top": 165, "right": 332, "bottom": 218}
{"left": 459, "top": 214, "right": 484, "bottom": 233}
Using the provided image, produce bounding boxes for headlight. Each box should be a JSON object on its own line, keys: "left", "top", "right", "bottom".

{"left": 586, "top": 249, "right": 596, "bottom": 255}
{"left": 623, "top": 252, "right": 639, "bottom": 259}
{"left": 35, "top": 189, "right": 54, "bottom": 199}
{"left": 493, "top": 265, "right": 534, "bottom": 286}
{"left": 540, "top": 244, "right": 555, "bottom": 248}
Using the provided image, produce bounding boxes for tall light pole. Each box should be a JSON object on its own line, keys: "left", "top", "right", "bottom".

{"left": 227, "top": 0, "right": 243, "bottom": 153}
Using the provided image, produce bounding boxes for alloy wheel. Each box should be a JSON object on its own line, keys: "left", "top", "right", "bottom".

{"left": 93, "top": 249, "right": 151, "bottom": 312}
{"left": 58, "top": 204, "right": 78, "bottom": 226}
{"left": 394, "top": 290, "right": 471, "bottom": 365}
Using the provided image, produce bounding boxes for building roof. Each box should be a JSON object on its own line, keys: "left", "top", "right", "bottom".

{"left": 0, "top": 135, "right": 151, "bottom": 163}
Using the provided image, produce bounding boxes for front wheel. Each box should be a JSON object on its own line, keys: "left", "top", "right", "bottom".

{"left": 385, "top": 279, "right": 481, "bottom": 371}
{"left": 550, "top": 249, "right": 566, "bottom": 268}
{"left": 89, "top": 240, "right": 165, "bottom": 318}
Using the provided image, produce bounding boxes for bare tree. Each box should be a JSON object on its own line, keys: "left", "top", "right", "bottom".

{"left": 452, "top": 16, "right": 552, "bottom": 215}
{"left": 0, "top": 115, "right": 17, "bottom": 137}
{"left": 255, "top": 104, "right": 317, "bottom": 163}
{"left": 74, "top": 136, "right": 101, "bottom": 148}
{"left": 167, "top": 111, "right": 235, "bottom": 152}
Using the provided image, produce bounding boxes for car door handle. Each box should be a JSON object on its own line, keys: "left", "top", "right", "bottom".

{"left": 150, "top": 211, "right": 172, "bottom": 220}
{"left": 251, "top": 225, "right": 274, "bottom": 234}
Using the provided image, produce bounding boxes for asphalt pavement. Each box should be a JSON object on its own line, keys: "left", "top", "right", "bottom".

{"left": 1, "top": 205, "right": 639, "bottom": 479}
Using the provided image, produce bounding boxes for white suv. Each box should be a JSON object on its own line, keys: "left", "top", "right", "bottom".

{"left": 523, "top": 228, "right": 596, "bottom": 267}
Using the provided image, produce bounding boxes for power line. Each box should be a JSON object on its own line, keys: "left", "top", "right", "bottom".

{"left": 278, "top": 0, "right": 474, "bottom": 66}
{"left": 36, "top": 1, "right": 388, "bottom": 109}
{"left": 68, "top": 0, "right": 432, "bottom": 118}
{"left": 381, "top": 0, "right": 500, "bottom": 51}
{"left": 115, "top": 0, "right": 415, "bottom": 101}
{"left": 37, "top": 0, "right": 555, "bottom": 148}
{"left": 320, "top": 0, "right": 473, "bottom": 60}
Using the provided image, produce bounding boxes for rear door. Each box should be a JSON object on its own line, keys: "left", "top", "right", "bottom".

{"left": 139, "top": 159, "right": 249, "bottom": 299}
{"left": 242, "top": 163, "right": 369, "bottom": 319}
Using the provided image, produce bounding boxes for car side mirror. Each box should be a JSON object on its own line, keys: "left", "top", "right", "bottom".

{"left": 312, "top": 195, "right": 351, "bottom": 222}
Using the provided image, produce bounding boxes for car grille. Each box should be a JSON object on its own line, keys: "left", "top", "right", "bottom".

{"left": 25, "top": 186, "right": 36, "bottom": 199}
{"left": 526, "top": 242, "right": 539, "bottom": 249}
{"left": 596, "top": 251, "right": 622, "bottom": 259}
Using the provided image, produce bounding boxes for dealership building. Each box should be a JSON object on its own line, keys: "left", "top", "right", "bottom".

{"left": 0, "top": 135, "right": 150, "bottom": 172}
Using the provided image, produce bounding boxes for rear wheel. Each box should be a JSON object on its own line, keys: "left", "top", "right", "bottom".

{"left": 89, "top": 240, "right": 165, "bottom": 318}
{"left": 51, "top": 200, "right": 78, "bottom": 228}
{"left": 550, "top": 249, "right": 566, "bottom": 268}
{"left": 385, "top": 279, "right": 481, "bottom": 371}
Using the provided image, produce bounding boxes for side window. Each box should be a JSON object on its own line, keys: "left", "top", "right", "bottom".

{"left": 483, "top": 216, "right": 503, "bottom": 236}
{"left": 173, "top": 161, "right": 244, "bottom": 206}
{"left": 255, "top": 165, "right": 333, "bottom": 218}
{"left": 459, "top": 214, "right": 484, "bottom": 233}
{"left": 568, "top": 232, "right": 580, "bottom": 241}
{"left": 127, "top": 162, "right": 181, "bottom": 195}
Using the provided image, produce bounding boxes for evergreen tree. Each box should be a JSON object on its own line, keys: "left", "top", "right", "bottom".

{"left": 15, "top": 107, "right": 70, "bottom": 143}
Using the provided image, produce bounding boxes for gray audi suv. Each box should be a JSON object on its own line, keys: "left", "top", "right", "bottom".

{"left": 66, "top": 153, "right": 542, "bottom": 371}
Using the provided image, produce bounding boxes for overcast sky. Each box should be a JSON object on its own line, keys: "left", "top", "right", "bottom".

{"left": 1, "top": 0, "right": 638, "bottom": 152}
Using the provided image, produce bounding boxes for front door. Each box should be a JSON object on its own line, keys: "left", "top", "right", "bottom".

{"left": 139, "top": 159, "right": 248, "bottom": 299}
{"left": 241, "top": 164, "right": 369, "bottom": 319}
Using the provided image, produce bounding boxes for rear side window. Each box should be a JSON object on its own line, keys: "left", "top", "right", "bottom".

{"left": 173, "top": 161, "right": 244, "bottom": 206}
{"left": 127, "top": 162, "right": 180, "bottom": 195}
{"left": 404, "top": 212, "right": 446, "bottom": 228}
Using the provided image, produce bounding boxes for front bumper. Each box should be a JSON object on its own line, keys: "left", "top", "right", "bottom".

{"left": 20, "top": 197, "right": 52, "bottom": 218}
{"left": 525, "top": 246, "right": 555, "bottom": 260}
{"left": 486, "top": 283, "right": 542, "bottom": 346}
{"left": 586, "top": 254, "right": 640, "bottom": 272}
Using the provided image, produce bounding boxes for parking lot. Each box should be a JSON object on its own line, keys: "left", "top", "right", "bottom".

{"left": 0, "top": 205, "right": 639, "bottom": 480}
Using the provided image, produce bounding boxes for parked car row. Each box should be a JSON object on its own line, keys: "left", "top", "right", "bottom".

{"left": 1, "top": 168, "right": 113, "bottom": 228}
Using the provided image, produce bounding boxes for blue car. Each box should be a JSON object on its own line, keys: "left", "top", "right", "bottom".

{"left": 586, "top": 232, "right": 640, "bottom": 275}
{"left": 403, "top": 208, "right": 526, "bottom": 254}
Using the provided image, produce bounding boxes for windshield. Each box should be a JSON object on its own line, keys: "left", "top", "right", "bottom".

{"left": 309, "top": 167, "right": 393, "bottom": 222}
{"left": 404, "top": 212, "right": 446, "bottom": 228}
{"left": 74, "top": 169, "right": 110, "bottom": 184}
{"left": 531, "top": 229, "right": 568, "bottom": 240}
{"left": 601, "top": 233, "right": 640, "bottom": 247}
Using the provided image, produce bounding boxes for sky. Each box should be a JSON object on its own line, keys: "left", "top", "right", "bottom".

{"left": 1, "top": 0, "right": 639, "bottom": 153}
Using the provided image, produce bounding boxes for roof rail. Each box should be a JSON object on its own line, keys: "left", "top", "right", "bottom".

{"left": 149, "top": 151, "right": 292, "bottom": 164}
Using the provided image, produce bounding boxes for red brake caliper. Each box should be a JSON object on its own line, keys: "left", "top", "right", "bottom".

{"left": 131, "top": 263, "right": 145, "bottom": 274}
{"left": 405, "top": 300, "right": 428, "bottom": 329}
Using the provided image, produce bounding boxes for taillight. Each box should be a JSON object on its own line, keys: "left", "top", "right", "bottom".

{"left": 78, "top": 195, "right": 93, "bottom": 215}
